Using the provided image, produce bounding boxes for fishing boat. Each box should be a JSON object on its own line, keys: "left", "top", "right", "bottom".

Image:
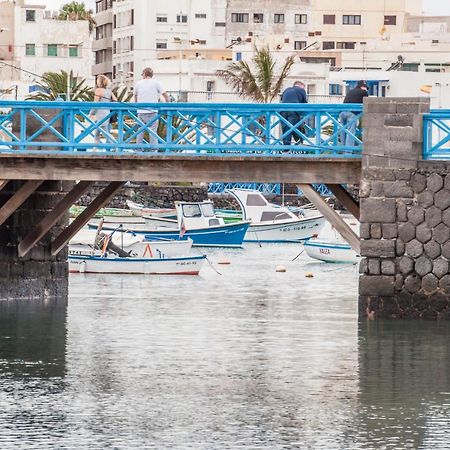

{"left": 69, "top": 253, "right": 206, "bottom": 275}
{"left": 70, "top": 229, "right": 193, "bottom": 258}
{"left": 303, "top": 219, "right": 360, "bottom": 263}
{"left": 228, "top": 189, "right": 326, "bottom": 243}
{"left": 126, "top": 200, "right": 176, "bottom": 218}
{"left": 303, "top": 240, "right": 360, "bottom": 264}
{"left": 89, "top": 201, "right": 251, "bottom": 248}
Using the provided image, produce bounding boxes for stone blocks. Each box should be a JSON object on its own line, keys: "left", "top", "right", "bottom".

{"left": 359, "top": 98, "right": 450, "bottom": 319}
{"left": 0, "top": 181, "right": 69, "bottom": 300}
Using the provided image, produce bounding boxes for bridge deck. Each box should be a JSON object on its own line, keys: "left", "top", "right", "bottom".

{"left": 0, "top": 154, "right": 361, "bottom": 184}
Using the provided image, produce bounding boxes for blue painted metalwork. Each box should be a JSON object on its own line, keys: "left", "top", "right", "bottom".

{"left": 208, "top": 183, "right": 281, "bottom": 195}
{"left": 89, "top": 221, "right": 251, "bottom": 248}
{"left": 423, "top": 111, "right": 450, "bottom": 160}
{"left": 297, "top": 184, "right": 333, "bottom": 197}
{"left": 0, "top": 100, "right": 363, "bottom": 157}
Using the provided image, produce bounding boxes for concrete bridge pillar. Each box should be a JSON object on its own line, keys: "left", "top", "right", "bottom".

{"left": 0, "top": 181, "right": 70, "bottom": 300}
{"left": 359, "top": 97, "right": 450, "bottom": 319}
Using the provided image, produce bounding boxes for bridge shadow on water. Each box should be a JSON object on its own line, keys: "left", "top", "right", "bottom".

{"left": 0, "top": 300, "right": 67, "bottom": 378}
{"left": 357, "top": 321, "right": 450, "bottom": 448}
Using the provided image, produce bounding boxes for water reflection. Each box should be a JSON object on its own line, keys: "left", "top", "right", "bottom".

{"left": 357, "top": 321, "right": 450, "bottom": 449}
{"left": 0, "top": 300, "right": 67, "bottom": 447}
{"left": 0, "top": 299, "right": 67, "bottom": 378}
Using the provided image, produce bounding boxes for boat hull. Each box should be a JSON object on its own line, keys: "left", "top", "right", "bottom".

{"left": 245, "top": 216, "right": 326, "bottom": 243}
{"left": 304, "top": 239, "right": 360, "bottom": 263}
{"left": 70, "top": 234, "right": 193, "bottom": 258}
{"left": 89, "top": 221, "right": 250, "bottom": 248}
{"left": 69, "top": 254, "right": 206, "bottom": 275}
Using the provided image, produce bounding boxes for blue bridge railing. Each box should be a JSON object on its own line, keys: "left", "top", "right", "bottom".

{"left": 208, "top": 183, "right": 281, "bottom": 195}
{"left": 423, "top": 111, "right": 450, "bottom": 160}
{"left": 0, "top": 101, "right": 363, "bottom": 157}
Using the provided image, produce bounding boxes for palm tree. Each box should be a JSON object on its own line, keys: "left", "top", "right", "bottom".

{"left": 27, "top": 70, "right": 93, "bottom": 101}
{"left": 58, "top": 1, "right": 96, "bottom": 33}
{"left": 216, "top": 46, "right": 295, "bottom": 103}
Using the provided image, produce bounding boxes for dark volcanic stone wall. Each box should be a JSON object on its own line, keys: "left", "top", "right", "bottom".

{"left": 0, "top": 181, "right": 70, "bottom": 301}
{"left": 359, "top": 97, "right": 450, "bottom": 319}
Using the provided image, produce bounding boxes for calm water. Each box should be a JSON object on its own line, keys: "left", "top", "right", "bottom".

{"left": 1, "top": 245, "right": 450, "bottom": 449}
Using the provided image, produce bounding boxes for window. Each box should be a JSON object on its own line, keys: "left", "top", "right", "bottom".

{"left": 195, "top": 13, "right": 207, "bottom": 18}
{"left": 274, "top": 14, "right": 284, "bottom": 24}
{"left": 176, "top": 15, "right": 188, "bottom": 23}
{"left": 215, "top": 22, "right": 226, "bottom": 27}
{"left": 25, "top": 9, "right": 36, "bottom": 22}
{"left": 25, "top": 44, "right": 35, "bottom": 56}
{"left": 69, "top": 46, "right": 78, "bottom": 57}
{"left": 156, "top": 40, "right": 167, "bottom": 49}
{"left": 156, "top": 15, "right": 167, "bottom": 22}
{"left": 201, "top": 203, "right": 215, "bottom": 217}
{"left": 323, "top": 14, "right": 335, "bottom": 24}
{"left": 336, "top": 41, "right": 356, "bottom": 49}
{"left": 261, "top": 212, "right": 291, "bottom": 221}
{"left": 329, "top": 84, "right": 343, "bottom": 95}
{"left": 343, "top": 15, "right": 361, "bottom": 25}
{"left": 247, "top": 195, "right": 267, "bottom": 206}
{"left": 47, "top": 44, "right": 58, "bottom": 56}
{"left": 294, "top": 41, "right": 306, "bottom": 50}
{"left": 182, "top": 204, "right": 202, "bottom": 218}
{"left": 295, "top": 14, "right": 307, "bottom": 24}
{"left": 231, "top": 13, "right": 248, "bottom": 23}
{"left": 384, "top": 15, "right": 397, "bottom": 25}
{"left": 253, "top": 13, "right": 264, "bottom": 23}
{"left": 322, "top": 41, "right": 335, "bottom": 50}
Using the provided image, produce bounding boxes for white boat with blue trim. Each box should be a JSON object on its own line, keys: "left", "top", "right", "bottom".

{"left": 303, "top": 219, "right": 360, "bottom": 263}
{"left": 90, "top": 201, "right": 250, "bottom": 248}
{"left": 304, "top": 240, "right": 360, "bottom": 263}
{"left": 228, "top": 189, "right": 326, "bottom": 243}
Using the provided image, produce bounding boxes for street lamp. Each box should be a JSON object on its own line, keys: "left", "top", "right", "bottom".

{"left": 64, "top": 42, "right": 82, "bottom": 101}
{"left": 173, "top": 37, "right": 199, "bottom": 96}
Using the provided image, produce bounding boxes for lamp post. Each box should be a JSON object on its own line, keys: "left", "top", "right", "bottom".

{"left": 64, "top": 42, "right": 82, "bottom": 101}
{"left": 173, "top": 37, "right": 199, "bottom": 100}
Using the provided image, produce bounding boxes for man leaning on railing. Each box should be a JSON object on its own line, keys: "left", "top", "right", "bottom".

{"left": 134, "top": 67, "right": 170, "bottom": 150}
{"left": 339, "top": 80, "right": 368, "bottom": 147}
{"left": 280, "top": 81, "right": 308, "bottom": 147}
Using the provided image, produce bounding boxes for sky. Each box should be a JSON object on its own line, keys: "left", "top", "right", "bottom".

{"left": 26, "top": 0, "right": 450, "bottom": 15}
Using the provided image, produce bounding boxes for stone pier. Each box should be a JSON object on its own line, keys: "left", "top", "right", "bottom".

{"left": 360, "top": 97, "right": 450, "bottom": 319}
{"left": 0, "top": 181, "right": 70, "bottom": 300}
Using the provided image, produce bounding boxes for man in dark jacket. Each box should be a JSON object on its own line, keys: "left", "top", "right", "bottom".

{"left": 281, "top": 81, "right": 308, "bottom": 146}
{"left": 339, "top": 80, "right": 368, "bottom": 147}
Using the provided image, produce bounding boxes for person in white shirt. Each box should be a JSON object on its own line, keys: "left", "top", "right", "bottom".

{"left": 134, "top": 67, "right": 170, "bottom": 149}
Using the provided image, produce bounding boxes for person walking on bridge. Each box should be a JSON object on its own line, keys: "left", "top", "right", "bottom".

{"left": 134, "top": 67, "right": 170, "bottom": 150}
{"left": 339, "top": 80, "right": 368, "bottom": 147}
{"left": 280, "top": 81, "right": 308, "bottom": 147}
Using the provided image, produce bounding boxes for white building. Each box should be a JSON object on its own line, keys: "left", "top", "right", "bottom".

{"left": 0, "top": 0, "right": 93, "bottom": 100}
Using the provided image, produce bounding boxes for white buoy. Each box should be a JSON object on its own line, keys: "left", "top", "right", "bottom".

{"left": 276, "top": 265, "right": 287, "bottom": 272}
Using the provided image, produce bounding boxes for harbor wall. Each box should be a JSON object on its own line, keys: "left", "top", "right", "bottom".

{"left": 359, "top": 97, "right": 450, "bottom": 319}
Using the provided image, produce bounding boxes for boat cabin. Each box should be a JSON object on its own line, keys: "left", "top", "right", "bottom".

{"left": 228, "top": 189, "right": 299, "bottom": 224}
{"left": 175, "top": 201, "right": 225, "bottom": 230}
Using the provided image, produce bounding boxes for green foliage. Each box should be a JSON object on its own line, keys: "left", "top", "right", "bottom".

{"left": 216, "top": 46, "right": 294, "bottom": 103}
{"left": 58, "top": 1, "right": 96, "bottom": 33}
{"left": 27, "top": 70, "right": 93, "bottom": 101}
{"left": 113, "top": 86, "right": 133, "bottom": 103}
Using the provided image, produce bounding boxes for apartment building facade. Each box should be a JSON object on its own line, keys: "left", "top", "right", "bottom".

{"left": 0, "top": 0, "right": 92, "bottom": 100}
